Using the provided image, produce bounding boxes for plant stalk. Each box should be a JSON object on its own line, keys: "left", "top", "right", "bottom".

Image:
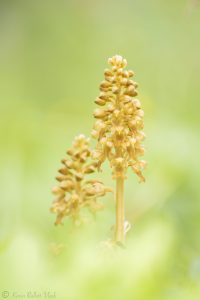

{"left": 115, "top": 177, "right": 124, "bottom": 243}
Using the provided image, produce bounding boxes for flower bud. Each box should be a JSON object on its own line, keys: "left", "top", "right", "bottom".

{"left": 127, "top": 79, "right": 135, "bottom": 86}
{"left": 132, "top": 99, "right": 141, "bottom": 108}
{"left": 121, "top": 78, "right": 128, "bottom": 85}
{"left": 60, "top": 180, "right": 74, "bottom": 190}
{"left": 100, "top": 81, "right": 111, "bottom": 88}
{"left": 58, "top": 168, "right": 68, "bottom": 175}
{"left": 95, "top": 97, "right": 106, "bottom": 106}
{"left": 136, "top": 109, "right": 144, "bottom": 117}
{"left": 115, "top": 55, "right": 123, "bottom": 65}
{"left": 93, "top": 109, "right": 107, "bottom": 119}
{"left": 66, "top": 149, "right": 73, "bottom": 156}
{"left": 128, "top": 70, "right": 134, "bottom": 77}
{"left": 107, "top": 104, "right": 115, "bottom": 112}
{"left": 117, "top": 68, "right": 123, "bottom": 75}
{"left": 112, "top": 86, "right": 120, "bottom": 94}
{"left": 106, "top": 76, "right": 115, "bottom": 83}
{"left": 99, "top": 93, "right": 108, "bottom": 100}
{"left": 84, "top": 165, "right": 96, "bottom": 174}
{"left": 56, "top": 175, "right": 67, "bottom": 182}
{"left": 94, "top": 120, "right": 105, "bottom": 130}
{"left": 122, "top": 58, "right": 127, "bottom": 67}
{"left": 64, "top": 160, "right": 74, "bottom": 168}
{"left": 122, "top": 70, "right": 129, "bottom": 78}
{"left": 104, "top": 69, "right": 113, "bottom": 76}
{"left": 52, "top": 186, "right": 65, "bottom": 195}
{"left": 91, "top": 130, "right": 99, "bottom": 138}
{"left": 112, "top": 66, "right": 117, "bottom": 72}
{"left": 74, "top": 172, "right": 83, "bottom": 181}
{"left": 126, "top": 85, "right": 137, "bottom": 96}
{"left": 123, "top": 95, "right": 132, "bottom": 103}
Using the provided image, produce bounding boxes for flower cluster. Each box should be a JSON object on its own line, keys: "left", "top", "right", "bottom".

{"left": 92, "top": 55, "right": 146, "bottom": 181}
{"left": 51, "top": 134, "right": 112, "bottom": 225}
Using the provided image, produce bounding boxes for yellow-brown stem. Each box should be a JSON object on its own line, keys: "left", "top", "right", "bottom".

{"left": 115, "top": 177, "right": 124, "bottom": 243}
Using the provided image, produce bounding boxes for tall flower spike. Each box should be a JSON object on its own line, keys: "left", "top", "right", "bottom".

{"left": 51, "top": 134, "right": 112, "bottom": 226}
{"left": 92, "top": 55, "right": 146, "bottom": 243}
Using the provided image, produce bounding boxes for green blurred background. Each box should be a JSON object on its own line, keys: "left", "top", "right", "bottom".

{"left": 0, "top": 0, "right": 200, "bottom": 299}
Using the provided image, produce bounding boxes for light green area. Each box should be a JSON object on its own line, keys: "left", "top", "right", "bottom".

{"left": 0, "top": 0, "right": 200, "bottom": 299}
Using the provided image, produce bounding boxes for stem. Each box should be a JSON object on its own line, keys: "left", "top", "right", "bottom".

{"left": 115, "top": 177, "right": 124, "bottom": 243}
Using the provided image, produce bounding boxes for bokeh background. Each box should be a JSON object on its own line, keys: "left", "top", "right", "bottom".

{"left": 0, "top": 0, "right": 200, "bottom": 299}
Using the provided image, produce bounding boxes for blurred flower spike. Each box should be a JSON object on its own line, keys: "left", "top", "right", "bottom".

{"left": 51, "top": 134, "right": 112, "bottom": 226}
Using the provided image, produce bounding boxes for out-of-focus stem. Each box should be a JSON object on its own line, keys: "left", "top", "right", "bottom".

{"left": 115, "top": 177, "right": 124, "bottom": 243}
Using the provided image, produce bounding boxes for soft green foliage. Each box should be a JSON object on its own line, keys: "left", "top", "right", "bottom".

{"left": 0, "top": 0, "right": 200, "bottom": 299}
